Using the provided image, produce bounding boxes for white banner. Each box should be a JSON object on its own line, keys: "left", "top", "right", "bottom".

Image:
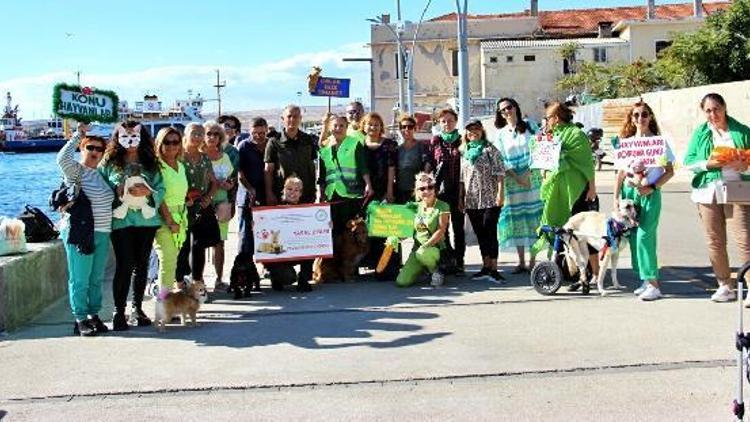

{"left": 530, "top": 138, "right": 562, "bottom": 171}
{"left": 614, "top": 136, "right": 669, "bottom": 169}
{"left": 252, "top": 203, "right": 333, "bottom": 263}
{"left": 57, "top": 89, "right": 116, "bottom": 120}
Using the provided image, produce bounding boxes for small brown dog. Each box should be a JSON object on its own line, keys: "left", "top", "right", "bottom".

{"left": 155, "top": 280, "right": 208, "bottom": 332}
{"left": 313, "top": 217, "right": 369, "bottom": 283}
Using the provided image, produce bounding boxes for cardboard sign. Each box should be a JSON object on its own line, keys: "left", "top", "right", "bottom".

{"left": 52, "top": 83, "right": 119, "bottom": 123}
{"left": 311, "top": 77, "right": 351, "bottom": 98}
{"left": 252, "top": 203, "right": 333, "bottom": 263}
{"left": 530, "top": 138, "right": 562, "bottom": 171}
{"left": 613, "top": 136, "right": 669, "bottom": 168}
{"left": 367, "top": 203, "right": 416, "bottom": 238}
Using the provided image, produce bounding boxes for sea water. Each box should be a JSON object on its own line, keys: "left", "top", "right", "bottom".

{"left": 0, "top": 152, "right": 65, "bottom": 220}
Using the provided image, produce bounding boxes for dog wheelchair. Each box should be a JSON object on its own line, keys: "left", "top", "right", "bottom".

{"left": 529, "top": 225, "right": 592, "bottom": 296}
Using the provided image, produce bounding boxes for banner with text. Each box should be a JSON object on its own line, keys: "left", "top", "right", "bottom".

{"left": 530, "top": 139, "right": 562, "bottom": 171}
{"left": 252, "top": 203, "right": 333, "bottom": 263}
{"left": 311, "top": 77, "right": 351, "bottom": 98}
{"left": 367, "top": 203, "right": 416, "bottom": 238}
{"left": 614, "top": 136, "right": 669, "bottom": 168}
{"left": 52, "top": 83, "right": 119, "bottom": 123}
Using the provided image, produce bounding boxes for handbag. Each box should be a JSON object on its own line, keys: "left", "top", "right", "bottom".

{"left": 49, "top": 166, "right": 82, "bottom": 213}
{"left": 17, "top": 205, "right": 59, "bottom": 242}
{"left": 193, "top": 205, "right": 221, "bottom": 248}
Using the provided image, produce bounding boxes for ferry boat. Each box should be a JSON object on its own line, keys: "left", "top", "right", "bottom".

{"left": 0, "top": 92, "right": 67, "bottom": 153}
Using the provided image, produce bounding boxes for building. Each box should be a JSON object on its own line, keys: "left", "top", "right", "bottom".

{"left": 369, "top": 1, "right": 731, "bottom": 123}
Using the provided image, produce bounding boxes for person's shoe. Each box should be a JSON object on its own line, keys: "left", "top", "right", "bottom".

{"left": 510, "top": 265, "right": 528, "bottom": 275}
{"left": 430, "top": 272, "right": 445, "bottom": 287}
{"left": 112, "top": 311, "right": 129, "bottom": 331}
{"left": 214, "top": 280, "right": 229, "bottom": 292}
{"left": 271, "top": 281, "right": 285, "bottom": 292}
{"left": 639, "top": 285, "right": 662, "bottom": 301}
{"left": 634, "top": 280, "right": 649, "bottom": 296}
{"left": 567, "top": 282, "right": 582, "bottom": 292}
{"left": 296, "top": 280, "right": 313, "bottom": 293}
{"left": 471, "top": 267, "right": 490, "bottom": 280}
{"left": 129, "top": 307, "right": 152, "bottom": 327}
{"left": 454, "top": 264, "right": 465, "bottom": 276}
{"left": 711, "top": 285, "right": 737, "bottom": 302}
{"left": 90, "top": 315, "right": 109, "bottom": 334}
{"left": 488, "top": 270, "right": 507, "bottom": 285}
{"left": 74, "top": 319, "right": 96, "bottom": 337}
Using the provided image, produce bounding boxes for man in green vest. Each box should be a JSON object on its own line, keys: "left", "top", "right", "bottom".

{"left": 319, "top": 115, "right": 373, "bottom": 237}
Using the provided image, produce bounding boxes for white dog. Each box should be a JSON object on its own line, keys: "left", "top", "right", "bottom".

{"left": 112, "top": 175, "right": 156, "bottom": 219}
{"left": 561, "top": 199, "right": 639, "bottom": 296}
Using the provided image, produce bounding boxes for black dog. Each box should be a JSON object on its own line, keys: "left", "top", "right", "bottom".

{"left": 229, "top": 261, "right": 260, "bottom": 299}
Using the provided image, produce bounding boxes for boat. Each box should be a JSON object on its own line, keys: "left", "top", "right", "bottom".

{"left": 0, "top": 92, "right": 67, "bottom": 153}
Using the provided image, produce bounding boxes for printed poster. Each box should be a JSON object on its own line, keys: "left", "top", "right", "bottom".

{"left": 613, "top": 136, "right": 670, "bottom": 169}
{"left": 530, "top": 138, "right": 562, "bottom": 171}
{"left": 253, "top": 203, "right": 333, "bottom": 263}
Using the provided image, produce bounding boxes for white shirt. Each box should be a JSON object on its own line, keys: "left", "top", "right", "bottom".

{"left": 690, "top": 125, "right": 748, "bottom": 204}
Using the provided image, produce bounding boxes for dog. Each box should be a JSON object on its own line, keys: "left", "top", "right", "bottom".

{"left": 154, "top": 280, "right": 208, "bottom": 332}
{"left": 561, "top": 199, "right": 639, "bottom": 296}
{"left": 313, "top": 217, "right": 369, "bottom": 283}
{"left": 229, "top": 261, "right": 260, "bottom": 299}
{"left": 113, "top": 175, "right": 157, "bottom": 219}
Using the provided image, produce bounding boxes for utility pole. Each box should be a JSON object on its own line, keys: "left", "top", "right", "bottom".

{"left": 455, "top": 0, "right": 470, "bottom": 128}
{"left": 214, "top": 69, "right": 226, "bottom": 116}
{"left": 75, "top": 71, "right": 81, "bottom": 86}
{"left": 407, "top": 0, "right": 434, "bottom": 116}
{"left": 395, "top": 0, "right": 406, "bottom": 114}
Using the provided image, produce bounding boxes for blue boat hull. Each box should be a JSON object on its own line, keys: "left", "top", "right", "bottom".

{"left": 2, "top": 138, "right": 67, "bottom": 153}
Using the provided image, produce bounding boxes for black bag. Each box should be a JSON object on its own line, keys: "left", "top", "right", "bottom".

{"left": 49, "top": 167, "right": 82, "bottom": 213}
{"left": 193, "top": 205, "right": 221, "bottom": 248}
{"left": 18, "top": 205, "right": 59, "bottom": 242}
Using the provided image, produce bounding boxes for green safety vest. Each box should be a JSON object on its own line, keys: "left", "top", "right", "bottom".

{"left": 320, "top": 136, "right": 364, "bottom": 199}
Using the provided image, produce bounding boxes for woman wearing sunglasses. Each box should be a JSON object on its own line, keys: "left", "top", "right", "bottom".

{"left": 614, "top": 101, "right": 674, "bottom": 301}
{"left": 56, "top": 124, "right": 114, "bottom": 336}
{"left": 152, "top": 127, "right": 188, "bottom": 292}
{"left": 100, "top": 121, "right": 165, "bottom": 331}
{"left": 395, "top": 172, "right": 451, "bottom": 288}
{"left": 395, "top": 115, "right": 430, "bottom": 204}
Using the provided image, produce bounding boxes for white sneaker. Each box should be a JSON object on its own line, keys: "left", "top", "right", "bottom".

{"left": 711, "top": 285, "right": 737, "bottom": 302}
{"left": 634, "top": 280, "right": 648, "bottom": 296}
{"left": 639, "top": 285, "right": 662, "bottom": 301}
{"left": 430, "top": 272, "right": 444, "bottom": 287}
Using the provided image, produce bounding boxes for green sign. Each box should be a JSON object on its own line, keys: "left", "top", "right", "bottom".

{"left": 367, "top": 203, "right": 415, "bottom": 238}
{"left": 52, "top": 83, "right": 119, "bottom": 123}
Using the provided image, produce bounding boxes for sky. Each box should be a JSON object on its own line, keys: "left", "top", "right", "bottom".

{"left": 1, "top": 0, "right": 694, "bottom": 120}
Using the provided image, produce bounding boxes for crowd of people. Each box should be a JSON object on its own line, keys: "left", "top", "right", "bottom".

{"left": 55, "top": 93, "right": 750, "bottom": 336}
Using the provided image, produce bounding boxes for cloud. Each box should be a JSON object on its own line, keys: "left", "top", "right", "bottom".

{"left": 0, "top": 43, "right": 371, "bottom": 120}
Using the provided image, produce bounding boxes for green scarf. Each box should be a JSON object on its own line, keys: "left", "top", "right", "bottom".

{"left": 683, "top": 116, "right": 750, "bottom": 188}
{"left": 440, "top": 130, "right": 460, "bottom": 144}
{"left": 464, "top": 140, "right": 485, "bottom": 165}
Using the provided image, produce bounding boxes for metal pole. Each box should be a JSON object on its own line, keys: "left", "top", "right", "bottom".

{"left": 395, "top": 0, "right": 405, "bottom": 114}
{"left": 213, "top": 69, "right": 226, "bottom": 116}
{"left": 456, "top": 0, "right": 470, "bottom": 128}
{"left": 407, "top": 0, "right": 433, "bottom": 117}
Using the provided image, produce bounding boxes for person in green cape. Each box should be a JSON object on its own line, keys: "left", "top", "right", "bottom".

{"left": 531, "top": 102, "right": 598, "bottom": 276}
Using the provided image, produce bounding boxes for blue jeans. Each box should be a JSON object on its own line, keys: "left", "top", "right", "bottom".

{"left": 62, "top": 230, "right": 110, "bottom": 320}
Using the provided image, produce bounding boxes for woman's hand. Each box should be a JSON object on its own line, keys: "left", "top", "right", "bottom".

{"left": 515, "top": 172, "right": 531, "bottom": 188}
{"left": 636, "top": 185, "right": 654, "bottom": 196}
{"left": 364, "top": 183, "right": 374, "bottom": 199}
{"left": 385, "top": 191, "right": 394, "bottom": 204}
{"left": 200, "top": 195, "right": 212, "bottom": 209}
{"left": 457, "top": 197, "right": 465, "bottom": 214}
{"left": 76, "top": 123, "right": 89, "bottom": 138}
{"left": 496, "top": 192, "right": 504, "bottom": 208}
{"left": 220, "top": 179, "right": 234, "bottom": 190}
{"left": 585, "top": 183, "right": 597, "bottom": 202}
{"left": 168, "top": 222, "right": 180, "bottom": 234}
{"left": 727, "top": 159, "right": 749, "bottom": 173}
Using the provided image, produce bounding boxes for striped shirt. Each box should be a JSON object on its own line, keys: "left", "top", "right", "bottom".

{"left": 56, "top": 136, "right": 114, "bottom": 232}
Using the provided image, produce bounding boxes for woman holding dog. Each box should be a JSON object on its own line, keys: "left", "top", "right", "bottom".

{"left": 152, "top": 127, "right": 188, "bottom": 291}
{"left": 493, "top": 98, "right": 543, "bottom": 274}
{"left": 459, "top": 119, "right": 506, "bottom": 283}
{"left": 57, "top": 123, "right": 114, "bottom": 336}
{"left": 100, "top": 121, "right": 165, "bottom": 331}
{"left": 176, "top": 123, "right": 220, "bottom": 290}
{"left": 684, "top": 93, "right": 750, "bottom": 303}
{"left": 614, "top": 101, "right": 674, "bottom": 301}
{"left": 396, "top": 172, "right": 451, "bottom": 287}
{"left": 531, "top": 102, "right": 597, "bottom": 273}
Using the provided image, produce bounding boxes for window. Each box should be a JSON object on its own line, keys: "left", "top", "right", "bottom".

{"left": 451, "top": 50, "right": 459, "bottom": 77}
{"left": 506, "top": 55, "right": 514, "bottom": 63}
{"left": 593, "top": 47, "right": 607, "bottom": 63}
{"left": 655, "top": 40, "right": 672, "bottom": 57}
{"left": 524, "top": 55, "right": 536, "bottom": 62}
{"left": 393, "top": 50, "right": 410, "bottom": 79}
{"left": 563, "top": 58, "right": 570, "bottom": 74}
{"left": 489, "top": 56, "right": 498, "bottom": 64}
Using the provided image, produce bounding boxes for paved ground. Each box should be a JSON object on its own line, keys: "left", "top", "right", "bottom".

{"left": 0, "top": 170, "right": 747, "bottom": 421}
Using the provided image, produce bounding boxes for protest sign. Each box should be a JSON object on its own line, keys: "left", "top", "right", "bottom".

{"left": 367, "top": 203, "right": 415, "bottom": 238}
{"left": 613, "top": 136, "right": 669, "bottom": 169}
{"left": 52, "top": 83, "right": 119, "bottom": 123}
{"left": 252, "top": 203, "right": 333, "bottom": 263}
{"left": 311, "top": 77, "right": 351, "bottom": 98}
{"left": 530, "top": 138, "right": 562, "bottom": 171}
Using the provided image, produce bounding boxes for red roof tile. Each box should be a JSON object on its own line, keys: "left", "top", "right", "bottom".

{"left": 430, "top": 2, "right": 731, "bottom": 36}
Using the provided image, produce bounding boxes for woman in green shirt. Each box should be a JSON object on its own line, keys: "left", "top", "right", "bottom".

{"left": 396, "top": 172, "right": 451, "bottom": 288}
{"left": 153, "top": 127, "right": 188, "bottom": 290}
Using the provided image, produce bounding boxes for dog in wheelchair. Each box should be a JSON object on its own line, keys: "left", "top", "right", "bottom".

{"left": 560, "top": 199, "right": 639, "bottom": 296}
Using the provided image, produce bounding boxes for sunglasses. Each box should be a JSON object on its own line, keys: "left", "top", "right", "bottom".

{"left": 84, "top": 144, "right": 105, "bottom": 153}
{"left": 499, "top": 105, "right": 514, "bottom": 113}
{"left": 633, "top": 111, "right": 650, "bottom": 119}
{"left": 163, "top": 140, "right": 181, "bottom": 146}
{"left": 417, "top": 185, "right": 435, "bottom": 192}
{"left": 400, "top": 124, "right": 415, "bottom": 130}
{"left": 207, "top": 132, "right": 221, "bottom": 137}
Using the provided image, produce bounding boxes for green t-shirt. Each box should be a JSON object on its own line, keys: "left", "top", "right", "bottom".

{"left": 414, "top": 199, "right": 450, "bottom": 247}
{"left": 159, "top": 160, "right": 188, "bottom": 208}
{"left": 210, "top": 153, "right": 234, "bottom": 203}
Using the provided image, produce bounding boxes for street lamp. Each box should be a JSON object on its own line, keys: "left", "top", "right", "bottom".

{"left": 367, "top": 16, "right": 406, "bottom": 114}
{"left": 455, "top": 0, "right": 470, "bottom": 128}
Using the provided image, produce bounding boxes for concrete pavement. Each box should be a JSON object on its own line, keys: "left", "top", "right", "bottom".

{"left": 0, "top": 170, "right": 746, "bottom": 421}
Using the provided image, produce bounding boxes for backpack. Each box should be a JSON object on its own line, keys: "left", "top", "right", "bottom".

{"left": 17, "top": 205, "right": 59, "bottom": 242}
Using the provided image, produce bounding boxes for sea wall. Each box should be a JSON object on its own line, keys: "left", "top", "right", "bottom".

{"left": 0, "top": 241, "right": 67, "bottom": 332}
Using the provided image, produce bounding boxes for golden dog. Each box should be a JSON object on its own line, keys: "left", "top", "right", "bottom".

{"left": 155, "top": 280, "right": 208, "bottom": 332}
{"left": 313, "top": 217, "right": 369, "bottom": 283}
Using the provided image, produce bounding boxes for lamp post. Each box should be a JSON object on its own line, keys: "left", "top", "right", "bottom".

{"left": 455, "top": 0, "right": 470, "bottom": 128}
{"left": 405, "top": 0, "right": 433, "bottom": 116}
{"left": 367, "top": 15, "right": 406, "bottom": 114}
